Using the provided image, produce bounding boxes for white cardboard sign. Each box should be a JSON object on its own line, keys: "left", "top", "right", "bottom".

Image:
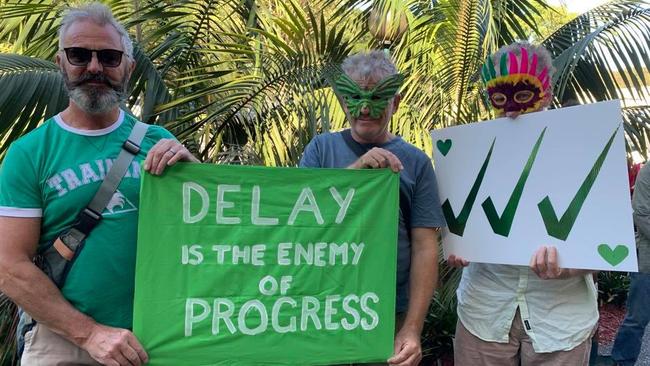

{"left": 431, "top": 100, "right": 637, "bottom": 271}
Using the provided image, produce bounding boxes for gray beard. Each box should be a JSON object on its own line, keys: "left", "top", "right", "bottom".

{"left": 68, "top": 86, "right": 122, "bottom": 114}
{"left": 62, "top": 70, "right": 127, "bottom": 114}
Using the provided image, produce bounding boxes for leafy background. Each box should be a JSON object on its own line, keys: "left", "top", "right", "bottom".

{"left": 0, "top": 0, "right": 649, "bottom": 364}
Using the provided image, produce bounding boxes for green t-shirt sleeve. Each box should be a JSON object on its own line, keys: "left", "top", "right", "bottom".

{"left": 0, "top": 143, "right": 42, "bottom": 217}
{"left": 149, "top": 125, "right": 175, "bottom": 141}
{"left": 141, "top": 125, "right": 177, "bottom": 149}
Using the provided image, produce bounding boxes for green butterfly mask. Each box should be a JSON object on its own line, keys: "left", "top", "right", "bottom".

{"left": 333, "top": 73, "right": 405, "bottom": 119}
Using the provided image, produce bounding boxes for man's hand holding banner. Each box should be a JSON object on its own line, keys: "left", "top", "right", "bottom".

{"left": 134, "top": 164, "right": 399, "bottom": 365}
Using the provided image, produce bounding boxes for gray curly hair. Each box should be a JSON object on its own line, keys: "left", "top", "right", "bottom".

{"left": 58, "top": 2, "right": 133, "bottom": 58}
{"left": 342, "top": 50, "right": 398, "bottom": 82}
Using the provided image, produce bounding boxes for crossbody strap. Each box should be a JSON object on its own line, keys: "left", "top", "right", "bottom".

{"left": 53, "top": 121, "right": 149, "bottom": 260}
{"left": 87, "top": 121, "right": 148, "bottom": 216}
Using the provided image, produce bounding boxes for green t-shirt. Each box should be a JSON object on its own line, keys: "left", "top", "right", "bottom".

{"left": 0, "top": 110, "right": 174, "bottom": 329}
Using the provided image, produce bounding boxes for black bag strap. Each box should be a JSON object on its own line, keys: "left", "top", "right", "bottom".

{"left": 340, "top": 129, "right": 412, "bottom": 235}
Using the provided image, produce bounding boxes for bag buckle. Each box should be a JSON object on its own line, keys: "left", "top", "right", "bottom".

{"left": 76, "top": 208, "right": 102, "bottom": 234}
{"left": 54, "top": 228, "right": 84, "bottom": 261}
{"left": 123, "top": 139, "right": 140, "bottom": 155}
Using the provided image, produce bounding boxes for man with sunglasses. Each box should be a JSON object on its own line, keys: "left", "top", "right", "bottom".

{"left": 0, "top": 3, "right": 198, "bottom": 366}
{"left": 448, "top": 42, "right": 597, "bottom": 366}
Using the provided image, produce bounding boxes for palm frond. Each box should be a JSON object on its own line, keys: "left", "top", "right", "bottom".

{"left": 622, "top": 105, "right": 650, "bottom": 156}
{"left": 544, "top": 1, "right": 650, "bottom": 104}
{"left": 0, "top": 1, "right": 62, "bottom": 59}
{"left": 392, "top": 0, "right": 549, "bottom": 140}
{"left": 491, "top": 0, "right": 549, "bottom": 44}
{"left": 0, "top": 53, "right": 67, "bottom": 157}
{"left": 127, "top": 44, "right": 177, "bottom": 124}
{"left": 148, "top": 0, "right": 353, "bottom": 163}
{"left": 542, "top": 1, "right": 650, "bottom": 155}
{"left": 0, "top": 294, "right": 18, "bottom": 366}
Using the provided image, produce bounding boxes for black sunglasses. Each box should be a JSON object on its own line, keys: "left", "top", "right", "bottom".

{"left": 63, "top": 47, "right": 124, "bottom": 68}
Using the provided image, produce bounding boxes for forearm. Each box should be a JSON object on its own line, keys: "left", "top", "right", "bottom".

{"left": 403, "top": 230, "right": 438, "bottom": 333}
{"left": 0, "top": 260, "right": 96, "bottom": 346}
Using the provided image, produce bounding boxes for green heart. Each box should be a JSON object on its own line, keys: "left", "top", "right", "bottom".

{"left": 437, "top": 139, "right": 452, "bottom": 156}
{"left": 597, "top": 244, "right": 629, "bottom": 266}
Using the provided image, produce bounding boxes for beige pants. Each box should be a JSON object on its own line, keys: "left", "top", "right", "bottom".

{"left": 454, "top": 309, "right": 593, "bottom": 366}
{"left": 21, "top": 323, "right": 100, "bottom": 366}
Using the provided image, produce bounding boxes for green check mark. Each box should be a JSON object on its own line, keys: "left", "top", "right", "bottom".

{"left": 442, "top": 138, "right": 496, "bottom": 236}
{"left": 482, "top": 128, "right": 547, "bottom": 237}
{"left": 538, "top": 126, "right": 620, "bottom": 241}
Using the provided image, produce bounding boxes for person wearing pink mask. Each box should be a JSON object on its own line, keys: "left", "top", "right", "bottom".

{"left": 449, "top": 42, "right": 598, "bottom": 366}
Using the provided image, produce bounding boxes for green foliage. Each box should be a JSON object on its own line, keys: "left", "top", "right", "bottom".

{"left": 0, "top": 0, "right": 356, "bottom": 165}
{"left": 542, "top": 1, "right": 650, "bottom": 157}
{"left": 597, "top": 271, "right": 630, "bottom": 306}
{"left": 0, "top": 295, "right": 17, "bottom": 366}
{"left": 422, "top": 295, "right": 457, "bottom": 361}
{"left": 0, "top": 54, "right": 67, "bottom": 158}
{"left": 1, "top": 1, "right": 648, "bottom": 160}
{"left": 422, "top": 252, "right": 461, "bottom": 361}
{"left": 522, "top": 3, "right": 578, "bottom": 42}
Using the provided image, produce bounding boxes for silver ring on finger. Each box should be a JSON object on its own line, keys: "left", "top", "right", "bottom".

{"left": 166, "top": 149, "right": 177, "bottom": 155}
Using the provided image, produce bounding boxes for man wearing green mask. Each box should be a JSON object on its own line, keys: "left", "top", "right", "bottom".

{"left": 334, "top": 72, "right": 405, "bottom": 121}
{"left": 300, "top": 51, "right": 446, "bottom": 366}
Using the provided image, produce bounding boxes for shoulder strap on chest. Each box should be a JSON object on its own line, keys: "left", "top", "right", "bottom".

{"left": 52, "top": 121, "right": 149, "bottom": 262}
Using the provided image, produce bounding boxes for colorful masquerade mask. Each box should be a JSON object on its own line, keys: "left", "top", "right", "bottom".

{"left": 333, "top": 73, "right": 405, "bottom": 119}
{"left": 481, "top": 46, "right": 552, "bottom": 115}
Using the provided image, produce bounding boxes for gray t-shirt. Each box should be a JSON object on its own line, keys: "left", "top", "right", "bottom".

{"left": 300, "top": 130, "right": 446, "bottom": 311}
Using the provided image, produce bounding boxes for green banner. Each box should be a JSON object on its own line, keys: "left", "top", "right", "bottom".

{"left": 134, "top": 164, "right": 399, "bottom": 365}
